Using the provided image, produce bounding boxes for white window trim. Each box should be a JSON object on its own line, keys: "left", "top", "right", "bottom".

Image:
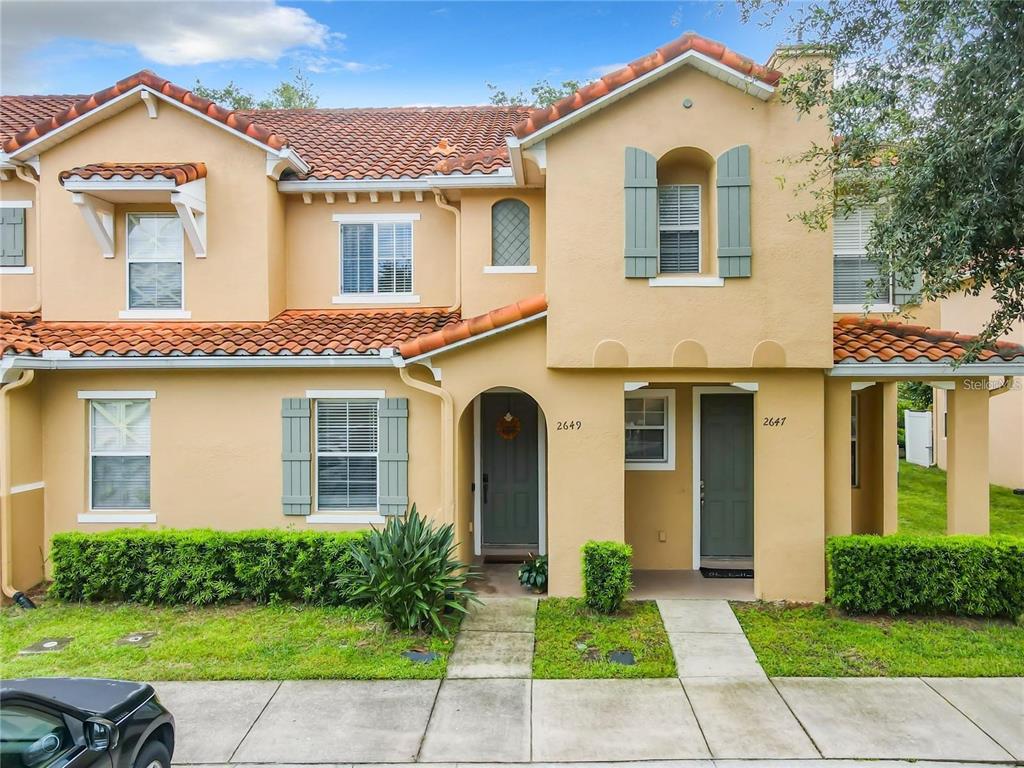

{"left": 0, "top": 266, "right": 33, "bottom": 275}
{"left": 88, "top": 399, "right": 151, "bottom": 514}
{"left": 306, "top": 513, "right": 387, "bottom": 525}
{"left": 833, "top": 302, "right": 896, "bottom": 314}
{"left": 11, "top": 481, "right": 44, "bottom": 494}
{"left": 306, "top": 389, "right": 386, "bottom": 399}
{"left": 335, "top": 219, "right": 417, "bottom": 300}
{"left": 649, "top": 276, "right": 723, "bottom": 288}
{"left": 0, "top": 201, "right": 33, "bottom": 208}
{"left": 78, "top": 512, "right": 157, "bottom": 524}
{"left": 483, "top": 265, "right": 537, "bottom": 274}
{"left": 125, "top": 212, "right": 185, "bottom": 313}
{"left": 658, "top": 183, "right": 702, "bottom": 276}
{"left": 78, "top": 390, "right": 156, "bottom": 400}
{"left": 625, "top": 388, "right": 676, "bottom": 471}
{"left": 313, "top": 398, "right": 381, "bottom": 515}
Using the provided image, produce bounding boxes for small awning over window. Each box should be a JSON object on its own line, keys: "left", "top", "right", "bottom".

{"left": 59, "top": 162, "right": 207, "bottom": 258}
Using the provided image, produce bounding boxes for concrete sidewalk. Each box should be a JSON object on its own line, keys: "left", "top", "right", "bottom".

{"left": 156, "top": 676, "right": 1023, "bottom": 765}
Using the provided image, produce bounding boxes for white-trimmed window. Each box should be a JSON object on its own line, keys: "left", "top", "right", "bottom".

{"left": 89, "top": 400, "right": 151, "bottom": 511}
{"left": 851, "top": 393, "right": 860, "bottom": 487}
{"left": 127, "top": 213, "right": 184, "bottom": 310}
{"left": 658, "top": 185, "right": 700, "bottom": 273}
{"left": 315, "top": 399, "right": 379, "bottom": 511}
{"left": 334, "top": 215, "right": 417, "bottom": 301}
{"left": 625, "top": 389, "right": 676, "bottom": 470}
{"left": 833, "top": 207, "right": 895, "bottom": 310}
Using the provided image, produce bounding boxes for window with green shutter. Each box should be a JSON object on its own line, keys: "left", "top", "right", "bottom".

{"left": 1, "top": 207, "right": 27, "bottom": 268}
{"left": 315, "top": 399, "right": 379, "bottom": 511}
{"left": 624, "top": 147, "right": 658, "bottom": 278}
{"left": 716, "top": 145, "right": 752, "bottom": 277}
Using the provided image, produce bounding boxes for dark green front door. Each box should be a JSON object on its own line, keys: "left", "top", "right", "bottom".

{"left": 700, "top": 393, "right": 754, "bottom": 558}
{"left": 481, "top": 392, "right": 539, "bottom": 549}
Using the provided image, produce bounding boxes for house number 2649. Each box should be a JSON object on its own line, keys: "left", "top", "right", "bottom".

{"left": 762, "top": 416, "right": 787, "bottom": 427}
{"left": 557, "top": 420, "right": 583, "bottom": 431}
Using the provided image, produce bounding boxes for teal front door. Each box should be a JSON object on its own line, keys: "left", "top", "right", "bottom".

{"left": 700, "top": 393, "right": 754, "bottom": 558}
{"left": 481, "top": 392, "right": 540, "bottom": 549}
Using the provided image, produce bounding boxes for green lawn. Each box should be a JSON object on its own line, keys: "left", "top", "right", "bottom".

{"left": 533, "top": 598, "right": 676, "bottom": 678}
{"left": 899, "top": 460, "right": 1024, "bottom": 535}
{"left": 1, "top": 602, "right": 454, "bottom": 680}
{"left": 733, "top": 602, "right": 1024, "bottom": 677}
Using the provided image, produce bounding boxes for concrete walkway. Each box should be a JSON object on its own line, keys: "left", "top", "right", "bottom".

{"left": 446, "top": 597, "right": 536, "bottom": 679}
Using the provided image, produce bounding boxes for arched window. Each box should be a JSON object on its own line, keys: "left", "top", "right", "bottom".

{"left": 491, "top": 199, "right": 530, "bottom": 267}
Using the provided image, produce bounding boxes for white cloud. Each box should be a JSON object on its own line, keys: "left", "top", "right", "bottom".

{"left": 589, "top": 62, "right": 627, "bottom": 78}
{"left": 0, "top": 0, "right": 336, "bottom": 91}
{"left": 294, "top": 52, "right": 383, "bottom": 75}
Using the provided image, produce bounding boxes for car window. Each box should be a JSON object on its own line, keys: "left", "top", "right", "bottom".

{"left": 0, "top": 705, "right": 76, "bottom": 768}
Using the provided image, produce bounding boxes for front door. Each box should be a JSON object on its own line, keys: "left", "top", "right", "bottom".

{"left": 481, "top": 392, "right": 539, "bottom": 550}
{"left": 700, "top": 393, "right": 754, "bottom": 559}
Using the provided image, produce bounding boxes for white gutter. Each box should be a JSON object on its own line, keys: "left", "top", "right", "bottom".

{"left": 829, "top": 361, "right": 1024, "bottom": 377}
{"left": 277, "top": 168, "right": 517, "bottom": 194}
{"left": 1, "top": 354, "right": 398, "bottom": 372}
{"left": 398, "top": 312, "right": 547, "bottom": 366}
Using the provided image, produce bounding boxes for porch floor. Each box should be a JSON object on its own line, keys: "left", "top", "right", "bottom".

{"left": 630, "top": 569, "right": 756, "bottom": 601}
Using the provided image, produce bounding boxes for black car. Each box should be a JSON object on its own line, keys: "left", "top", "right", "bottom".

{"left": 0, "top": 679, "right": 174, "bottom": 768}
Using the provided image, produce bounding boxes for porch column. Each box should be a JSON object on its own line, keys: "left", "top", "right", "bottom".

{"left": 946, "top": 379, "right": 990, "bottom": 534}
{"left": 824, "top": 377, "right": 852, "bottom": 536}
{"left": 881, "top": 381, "right": 899, "bottom": 535}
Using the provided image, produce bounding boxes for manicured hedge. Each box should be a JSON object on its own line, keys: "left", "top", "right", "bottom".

{"left": 582, "top": 540, "right": 633, "bottom": 614}
{"left": 827, "top": 534, "right": 1024, "bottom": 618}
{"left": 50, "top": 529, "right": 368, "bottom": 606}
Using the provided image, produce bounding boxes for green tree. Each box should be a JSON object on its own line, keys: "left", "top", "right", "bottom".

{"left": 739, "top": 0, "right": 1024, "bottom": 351}
{"left": 193, "top": 69, "right": 318, "bottom": 111}
{"left": 486, "top": 79, "right": 583, "bottom": 107}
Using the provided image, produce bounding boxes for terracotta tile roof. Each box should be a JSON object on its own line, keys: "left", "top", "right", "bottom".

{"left": 59, "top": 162, "right": 207, "bottom": 185}
{"left": 236, "top": 106, "right": 530, "bottom": 180}
{"left": 0, "top": 309, "right": 460, "bottom": 358}
{"left": 1, "top": 71, "right": 288, "bottom": 154}
{"left": 0, "top": 94, "right": 82, "bottom": 145}
{"left": 512, "top": 32, "right": 782, "bottom": 139}
{"left": 398, "top": 295, "right": 547, "bottom": 358}
{"left": 833, "top": 317, "right": 1024, "bottom": 364}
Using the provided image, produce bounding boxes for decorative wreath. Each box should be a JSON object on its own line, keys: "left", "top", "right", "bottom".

{"left": 496, "top": 412, "right": 522, "bottom": 441}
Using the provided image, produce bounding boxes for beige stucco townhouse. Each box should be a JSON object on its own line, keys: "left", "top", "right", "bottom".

{"left": 2, "top": 33, "right": 1022, "bottom": 602}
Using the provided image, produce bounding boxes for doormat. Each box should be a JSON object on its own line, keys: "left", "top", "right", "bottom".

{"left": 699, "top": 567, "right": 754, "bottom": 579}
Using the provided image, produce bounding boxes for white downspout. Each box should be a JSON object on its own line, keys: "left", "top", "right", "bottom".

{"left": 989, "top": 376, "right": 1015, "bottom": 398}
{"left": 14, "top": 165, "right": 42, "bottom": 313}
{"left": 434, "top": 192, "right": 462, "bottom": 313}
{"left": 1, "top": 370, "right": 37, "bottom": 607}
{"left": 398, "top": 364, "right": 456, "bottom": 524}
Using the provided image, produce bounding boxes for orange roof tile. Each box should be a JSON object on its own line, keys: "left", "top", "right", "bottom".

{"left": 0, "top": 309, "right": 460, "bottom": 358}
{"left": 833, "top": 317, "right": 1024, "bottom": 364}
{"left": 59, "top": 162, "right": 207, "bottom": 186}
{"left": 398, "top": 295, "right": 547, "bottom": 358}
{"left": 512, "top": 32, "right": 782, "bottom": 139}
{"left": 1, "top": 71, "right": 288, "bottom": 154}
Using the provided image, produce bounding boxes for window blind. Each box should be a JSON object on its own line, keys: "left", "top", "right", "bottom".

{"left": 316, "top": 400, "right": 379, "bottom": 511}
{"left": 127, "top": 214, "right": 184, "bottom": 310}
{"left": 90, "top": 400, "right": 151, "bottom": 510}
{"left": 658, "top": 185, "right": 700, "bottom": 273}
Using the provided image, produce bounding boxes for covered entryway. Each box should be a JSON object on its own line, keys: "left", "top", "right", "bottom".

{"left": 695, "top": 388, "right": 754, "bottom": 570}
{"left": 474, "top": 390, "right": 546, "bottom": 557}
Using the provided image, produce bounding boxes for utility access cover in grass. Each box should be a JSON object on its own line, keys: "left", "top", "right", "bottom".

{"left": 533, "top": 598, "right": 676, "bottom": 678}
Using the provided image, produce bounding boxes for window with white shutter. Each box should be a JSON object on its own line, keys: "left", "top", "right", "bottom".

{"left": 315, "top": 400, "right": 379, "bottom": 511}
{"left": 658, "top": 185, "right": 700, "bottom": 273}
{"left": 90, "top": 400, "right": 151, "bottom": 510}
{"left": 340, "top": 222, "right": 413, "bottom": 296}
{"left": 833, "top": 208, "right": 895, "bottom": 309}
{"left": 127, "top": 214, "right": 184, "bottom": 310}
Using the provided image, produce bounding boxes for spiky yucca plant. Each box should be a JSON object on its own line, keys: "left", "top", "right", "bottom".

{"left": 344, "top": 505, "right": 479, "bottom": 636}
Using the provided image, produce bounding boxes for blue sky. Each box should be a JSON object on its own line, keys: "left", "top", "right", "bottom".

{"left": 1, "top": 1, "right": 800, "bottom": 105}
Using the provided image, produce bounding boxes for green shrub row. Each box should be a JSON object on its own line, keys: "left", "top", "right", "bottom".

{"left": 582, "top": 540, "right": 633, "bottom": 614}
{"left": 827, "top": 534, "right": 1024, "bottom": 618}
{"left": 50, "top": 528, "right": 368, "bottom": 606}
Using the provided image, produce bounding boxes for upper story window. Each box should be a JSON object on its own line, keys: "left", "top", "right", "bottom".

{"left": 658, "top": 185, "right": 700, "bottom": 273}
{"left": 315, "top": 399, "right": 379, "bottom": 511}
{"left": 333, "top": 214, "right": 419, "bottom": 304}
{"left": 89, "top": 398, "right": 151, "bottom": 511}
{"left": 127, "top": 214, "right": 184, "bottom": 311}
{"left": 0, "top": 202, "right": 30, "bottom": 272}
{"left": 490, "top": 199, "right": 532, "bottom": 272}
{"left": 833, "top": 207, "right": 895, "bottom": 310}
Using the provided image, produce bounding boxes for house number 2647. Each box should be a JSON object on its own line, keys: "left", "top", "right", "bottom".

{"left": 762, "top": 416, "right": 787, "bottom": 427}
{"left": 557, "top": 420, "right": 583, "bottom": 431}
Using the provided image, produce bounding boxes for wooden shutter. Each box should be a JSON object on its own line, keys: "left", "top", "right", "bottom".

{"left": 0, "top": 207, "right": 26, "bottom": 267}
{"left": 281, "top": 398, "right": 312, "bottom": 515}
{"left": 716, "top": 145, "right": 752, "bottom": 277}
{"left": 378, "top": 397, "right": 409, "bottom": 516}
{"left": 624, "top": 147, "right": 658, "bottom": 278}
